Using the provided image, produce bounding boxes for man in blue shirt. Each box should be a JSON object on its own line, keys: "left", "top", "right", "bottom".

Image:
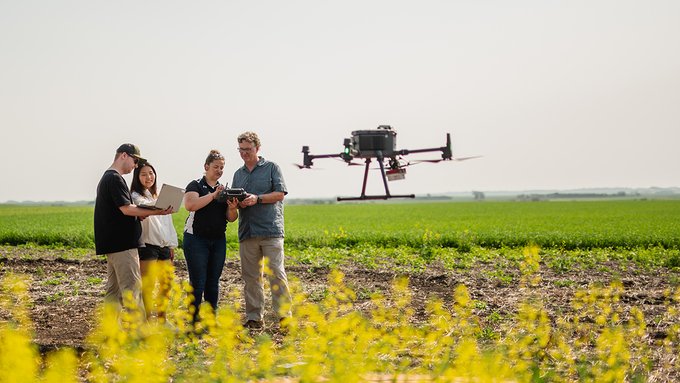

{"left": 232, "top": 132, "right": 292, "bottom": 330}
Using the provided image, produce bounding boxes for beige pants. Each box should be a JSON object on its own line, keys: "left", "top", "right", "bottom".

{"left": 240, "top": 237, "right": 292, "bottom": 321}
{"left": 105, "top": 248, "right": 145, "bottom": 318}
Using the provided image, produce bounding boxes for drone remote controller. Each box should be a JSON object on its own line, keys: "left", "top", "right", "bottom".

{"left": 217, "top": 188, "right": 247, "bottom": 203}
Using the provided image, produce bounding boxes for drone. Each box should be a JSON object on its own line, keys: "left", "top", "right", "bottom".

{"left": 297, "top": 125, "right": 480, "bottom": 201}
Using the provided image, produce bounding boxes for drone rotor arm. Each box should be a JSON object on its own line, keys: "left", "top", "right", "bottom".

{"left": 302, "top": 146, "right": 347, "bottom": 168}
{"left": 396, "top": 147, "right": 444, "bottom": 156}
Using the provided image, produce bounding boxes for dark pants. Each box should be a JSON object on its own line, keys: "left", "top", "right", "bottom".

{"left": 183, "top": 232, "right": 226, "bottom": 321}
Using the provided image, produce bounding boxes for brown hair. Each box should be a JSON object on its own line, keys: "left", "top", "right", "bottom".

{"left": 237, "top": 132, "right": 261, "bottom": 148}
{"left": 131, "top": 163, "right": 158, "bottom": 198}
{"left": 205, "top": 149, "right": 224, "bottom": 167}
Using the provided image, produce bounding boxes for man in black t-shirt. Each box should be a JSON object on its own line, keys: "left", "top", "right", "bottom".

{"left": 94, "top": 144, "right": 173, "bottom": 318}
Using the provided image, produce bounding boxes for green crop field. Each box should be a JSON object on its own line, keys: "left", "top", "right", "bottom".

{"left": 284, "top": 200, "right": 680, "bottom": 250}
{"left": 2, "top": 199, "right": 680, "bottom": 272}
{"left": 2, "top": 200, "right": 679, "bottom": 251}
{"left": 0, "top": 206, "right": 96, "bottom": 248}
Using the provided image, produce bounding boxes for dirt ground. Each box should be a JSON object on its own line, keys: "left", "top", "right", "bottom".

{"left": 0, "top": 245, "right": 677, "bottom": 358}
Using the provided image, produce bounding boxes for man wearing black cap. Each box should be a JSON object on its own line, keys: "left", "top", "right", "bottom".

{"left": 94, "top": 143, "right": 174, "bottom": 319}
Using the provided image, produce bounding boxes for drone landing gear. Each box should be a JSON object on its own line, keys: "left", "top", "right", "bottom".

{"left": 337, "top": 151, "right": 415, "bottom": 202}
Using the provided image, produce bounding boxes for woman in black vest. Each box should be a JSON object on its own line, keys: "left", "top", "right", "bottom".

{"left": 183, "top": 150, "right": 238, "bottom": 323}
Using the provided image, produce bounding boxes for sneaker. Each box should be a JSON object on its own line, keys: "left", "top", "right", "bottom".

{"left": 244, "top": 320, "right": 264, "bottom": 329}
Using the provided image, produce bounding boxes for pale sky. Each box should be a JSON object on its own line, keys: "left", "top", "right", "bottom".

{"left": 1, "top": 1, "right": 679, "bottom": 202}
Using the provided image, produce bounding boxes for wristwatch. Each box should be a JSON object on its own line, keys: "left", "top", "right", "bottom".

{"left": 257, "top": 195, "right": 263, "bottom": 204}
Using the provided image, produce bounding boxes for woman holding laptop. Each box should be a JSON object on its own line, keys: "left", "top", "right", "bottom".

{"left": 183, "top": 149, "right": 239, "bottom": 324}
{"left": 130, "top": 162, "right": 179, "bottom": 321}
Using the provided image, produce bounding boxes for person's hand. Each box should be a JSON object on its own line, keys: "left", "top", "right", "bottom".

{"left": 240, "top": 194, "right": 257, "bottom": 208}
{"left": 213, "top": 186, "right": 225, "bottom": 199}
{"left": 226, "top": 198, "right": 239, "bottom": 209}
{"left": 170, "top": 248, "right": 175, "bottom": 262}
{"left": 157, "top": 206, "right": 174, "bottom": 215}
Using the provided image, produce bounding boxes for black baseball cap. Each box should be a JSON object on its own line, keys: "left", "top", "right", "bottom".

{"left": 116, "top": 143, "right": 147, "bottom": 165}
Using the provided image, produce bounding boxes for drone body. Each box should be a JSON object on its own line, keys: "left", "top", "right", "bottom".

{"left": 299, "top": 125, "right": 479, "bottom": 201}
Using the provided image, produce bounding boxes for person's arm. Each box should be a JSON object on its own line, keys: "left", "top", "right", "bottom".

{"left": 166, "top": 215, "right": 178, "bottom": 262}
{"left": 184, "top": 187, "right": 225, "bottom": 211}
{"left": 239, "top": 191, "right": 284, "bottom": 208}
{"left": 119, "top": 204, "right": 173, "bottom": 217}
{"left": 131, "top": 191, "right": 146, "bottom": 206}
{"left": 226, "top": 198, "right": 239, "bottom": 222}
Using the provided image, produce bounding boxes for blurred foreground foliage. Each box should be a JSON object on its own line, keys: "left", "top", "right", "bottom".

{"left": 2, "top": 247, "right": 680, "bottom": 382}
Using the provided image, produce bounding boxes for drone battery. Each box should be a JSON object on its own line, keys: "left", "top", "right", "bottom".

{"left": 386, "top": 168, "right": 406, "bottom": 181}
{"left": 351, "top": 129, "right": 397, "bottom": 157}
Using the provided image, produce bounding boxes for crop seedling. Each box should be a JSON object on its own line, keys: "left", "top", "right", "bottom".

{"left": 669, "top": 274, "right": 680, "bottom": 287}
{"left": 473, "top": 300, "right": 488, "bottom": 310}
{"left": 476, "top": 326, "right": 499, "bottom": 340}
{"left": 46, "top": 291, "right": 67, "bottom": 303}
{"left": 488, "top": 311, "right": 502, "bottom": 324}
{"left": 482, "top": 269, "right": 514, "bottom": 285}
{"left": 554, "top": 280, "right": 577, "bottom": 287}
{"left": 309, "top": 287, "right": 328, "bottom": 302}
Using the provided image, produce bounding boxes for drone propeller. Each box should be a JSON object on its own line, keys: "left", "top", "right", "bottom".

{"left": 410, "top": 155, "right": 483, "bottom": 164}
{"left": 328, "top": 158, "right": 363, "bottom": 166}
{"left": 452, "top": 155, "right": 483, "bottom": 162}
{"left": 411, "top": 159, "right": 444, "bottom": 164}
{"left": 292, "top": 163, "right": 324, "bottom": 170}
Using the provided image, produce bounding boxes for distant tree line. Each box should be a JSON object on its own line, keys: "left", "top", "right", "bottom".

{"left": 472, "top": 191, "right": 485, "bottom": 200}
{"left": 285, "top": 199, "right": 336, "bottom": 206}
{"left": 516, "top": 191, "right": 633, "bottom": 201}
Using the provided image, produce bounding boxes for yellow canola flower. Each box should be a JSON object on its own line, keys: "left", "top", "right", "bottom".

{"left": 0, "top": 275, "right": 39, "bottom": 383}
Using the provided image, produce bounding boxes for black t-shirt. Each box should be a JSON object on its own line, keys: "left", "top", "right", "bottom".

{"left": 183, "top": 177, "right": 228, "bottom": 239}
{"left": 94, "top": 169, "right": 142, "bottom": 255}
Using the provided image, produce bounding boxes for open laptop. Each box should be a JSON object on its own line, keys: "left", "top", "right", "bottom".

{"left": 137, "top": 184, "right": 185, "bottom": 213}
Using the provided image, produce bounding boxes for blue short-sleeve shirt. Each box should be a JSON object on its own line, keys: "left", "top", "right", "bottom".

{"left": 232, "top": 157, "right": 288, "bottom": 241}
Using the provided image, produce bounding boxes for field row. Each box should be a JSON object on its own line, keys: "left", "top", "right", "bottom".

{"left": 1, "top": 200, "right": 679, "bottom": 251}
